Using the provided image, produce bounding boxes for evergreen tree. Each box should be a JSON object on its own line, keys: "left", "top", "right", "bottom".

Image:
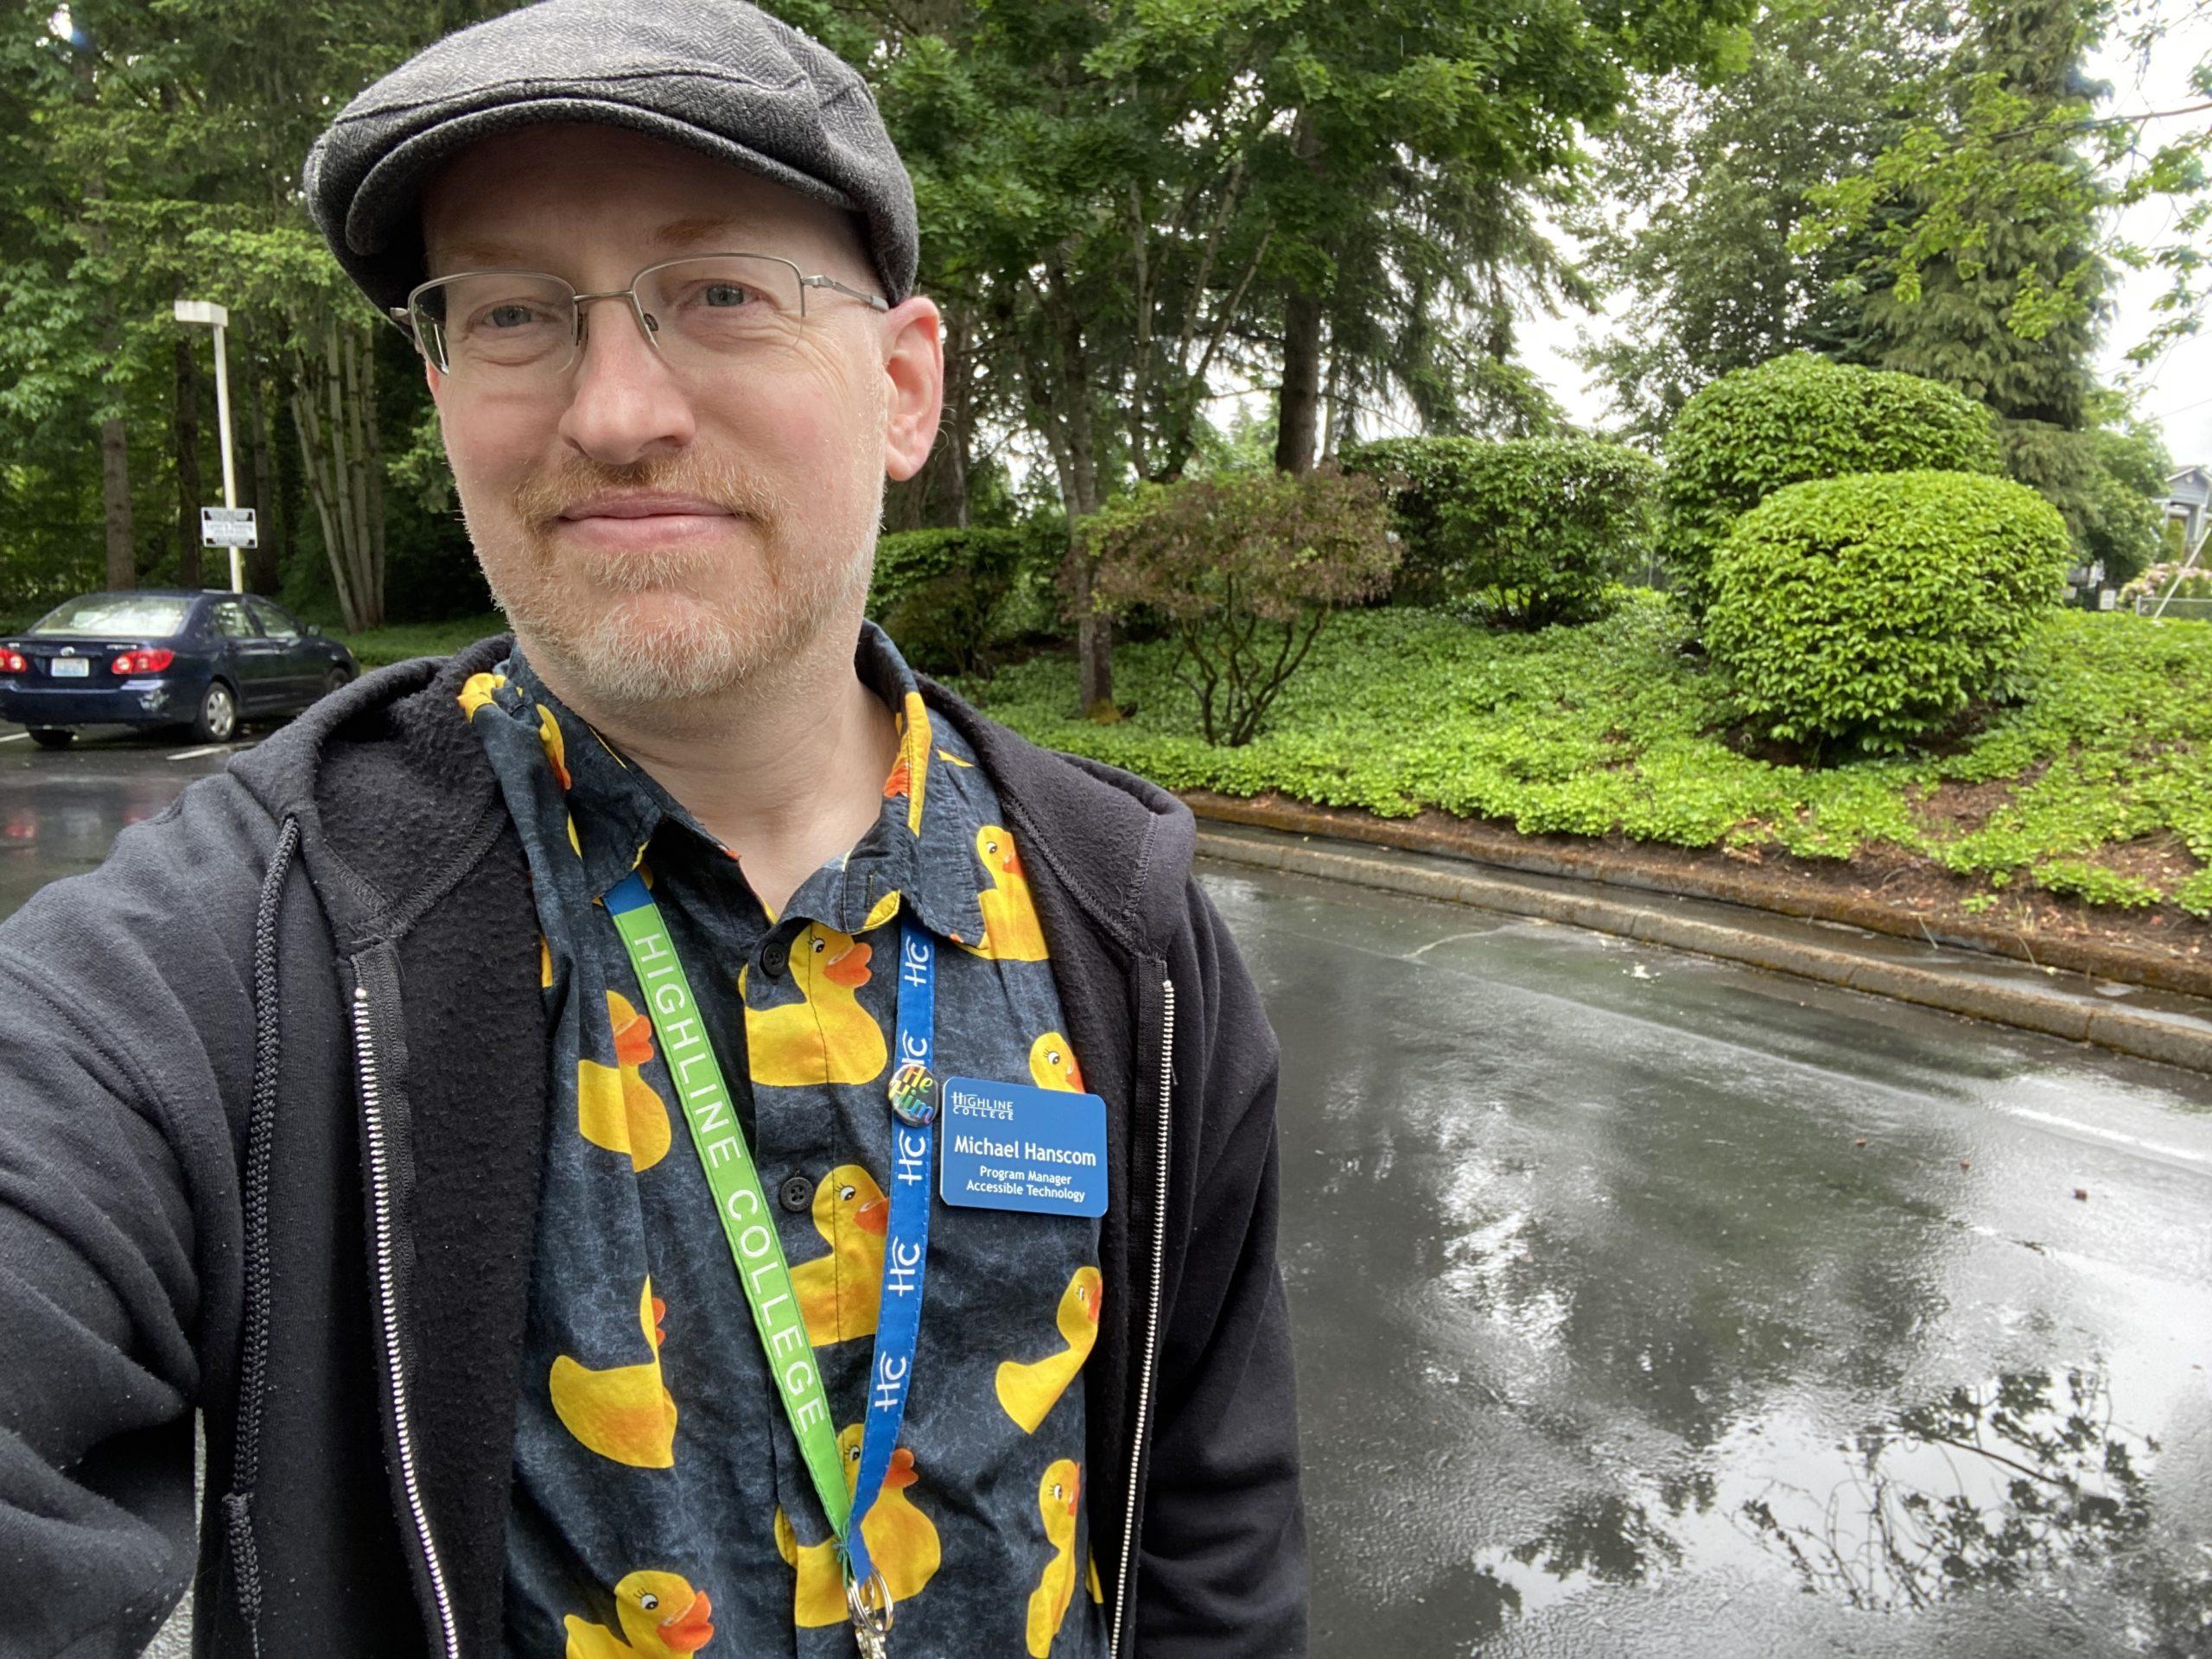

{"left": 1854, "top": 0, "right": 2113, "bottom": 430}
{"left": 1567, "top": 0, "right": 1955, "bottom": 443}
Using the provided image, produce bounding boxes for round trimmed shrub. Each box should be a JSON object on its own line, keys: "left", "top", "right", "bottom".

{"left": 1661, "top": 353, "right": 2002, "bottom": 616}
{"left": 1705, "top": 470, "right": 2071, "bottom": 756}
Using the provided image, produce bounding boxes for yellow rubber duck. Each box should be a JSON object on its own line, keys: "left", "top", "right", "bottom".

{"left": 1028, "top": 1032, "right": 1085, "bottom": 1093}
{"left": 563, "top": 1569, "right": 715, "bottom": 1658}
{"left": 997, "top": 1266, "right": 1103, "bottom": 1433}
{"left": 578, "top": 991, "right": 671, "bottom": 1171}
{"left": 457, "top": 671, "right": 505, "bottom": 721}
{"left": 741, "top": 924, "right": 887, "bottom": 1087}
{"left": 962, "top": 824, "right": 1049, "bottom": 962}
{"left": 550, "top": 1277, "right": 677, "bottom": 1468}
{"left": 1026, "top": 1459, "right": 1082, "bottom": 1656}
{"left": 774, "top": 1422, "right": 943, "bottom": 1626}
{"left": 789, "top": 1165, "right": 889, "bottom": 1347}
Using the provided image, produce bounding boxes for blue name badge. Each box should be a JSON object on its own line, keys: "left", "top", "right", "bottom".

{"left": 938, "top": 1076, "right": 1109, "bottom": 1217}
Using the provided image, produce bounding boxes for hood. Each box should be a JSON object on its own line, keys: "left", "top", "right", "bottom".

{"left": 226, "top": 638, "right": 517, "bottom": 949}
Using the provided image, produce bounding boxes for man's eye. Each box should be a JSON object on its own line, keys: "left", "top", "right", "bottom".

{"left": 701, "top": 282, "right": 757, "bottom": 308}
{"left": 483, "top": 303, "right": 546, "bottom": 329}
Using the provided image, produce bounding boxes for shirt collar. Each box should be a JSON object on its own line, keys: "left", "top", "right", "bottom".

{"left": 489, "top": 624, "right": 989, "bottom": 946}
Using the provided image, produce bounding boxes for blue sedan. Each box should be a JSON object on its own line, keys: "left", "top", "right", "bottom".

{"left": 0, "top": 589, "right": 359, "bottom": 749}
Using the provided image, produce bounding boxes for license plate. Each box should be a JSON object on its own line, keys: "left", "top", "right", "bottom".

{"left": 49, "top": 657, "right": 89, "bottom": 678}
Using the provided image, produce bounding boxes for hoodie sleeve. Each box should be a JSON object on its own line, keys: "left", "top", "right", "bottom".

{"left": 0, "top": 773, "right": 270, "bottom": 1658}
{"left": 1135, "top": 878, "right": 1309, "bottom": 1656}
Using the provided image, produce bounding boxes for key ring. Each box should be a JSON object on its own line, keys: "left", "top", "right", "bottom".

{"left": 846, "top": 1566, "right": 894, "bottom": 1658}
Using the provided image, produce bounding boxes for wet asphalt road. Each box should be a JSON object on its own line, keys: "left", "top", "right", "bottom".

{"left": 8, "top": 728, "right": 2212, "bottom": 1657}
{"left": 0, "top": 722, "right": 242, "bottom": 918}
{"left": 1215, "top": 866, "right": 2212, "bottom": 1657}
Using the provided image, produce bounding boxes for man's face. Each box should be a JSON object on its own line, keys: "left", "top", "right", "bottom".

{"left": 420, "top": 124, "right": 937, "bottom": 709}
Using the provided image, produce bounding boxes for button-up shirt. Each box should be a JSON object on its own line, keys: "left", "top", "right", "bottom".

{"left": 465, "top": 624, "right": 1112, "bottom": 1658}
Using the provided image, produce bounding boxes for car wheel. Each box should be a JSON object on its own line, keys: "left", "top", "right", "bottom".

{"left": 192, "top": 681, "right": 238, "bottom": 744}
{"left": 27, "top": 728, "right": 73, "bottom": 750}
{"left": 322, "top": 665, "right": 353, "bottom": 698}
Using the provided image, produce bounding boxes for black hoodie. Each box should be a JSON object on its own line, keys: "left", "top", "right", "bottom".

{"left": 0, "top": 638, "right": 1306, "bottom": 1659}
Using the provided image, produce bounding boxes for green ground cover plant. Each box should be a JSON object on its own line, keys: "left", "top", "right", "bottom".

{"left": 969, "top": 596, "right": 2212, "bottom": 916}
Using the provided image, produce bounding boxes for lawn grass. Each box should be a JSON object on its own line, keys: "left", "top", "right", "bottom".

{"left": 340, "top": 613, "right": 506, "bottom": 670}
{"left": 968, "top": 596, "right": 2212, "bottom": 916}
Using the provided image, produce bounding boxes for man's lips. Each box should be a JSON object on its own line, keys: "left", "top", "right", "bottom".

{"left": 557, "top": 493, "right": 734, "bottom": 521}
{"left": 548, "top": 493, "right": 747, "bottom": 553}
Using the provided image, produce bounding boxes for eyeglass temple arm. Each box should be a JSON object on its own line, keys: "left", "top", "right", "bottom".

{"left": 801, "top": 275, "right": 890, "bottom": 312}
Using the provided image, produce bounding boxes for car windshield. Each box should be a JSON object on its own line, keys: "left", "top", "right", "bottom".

{"left": 29, "top": 596, "right": 193, "bottom": 639}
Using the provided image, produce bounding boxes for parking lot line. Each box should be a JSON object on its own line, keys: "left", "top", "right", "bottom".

{"left": 165, "top": 744, "right": 229, "bottom": 761}
{"left": 0, "top": 733, "right": 26, "bottom": 744}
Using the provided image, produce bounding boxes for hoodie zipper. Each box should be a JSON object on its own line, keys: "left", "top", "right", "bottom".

{"left": 1109, "top": 973, "right": 1176, "bottom": 1659}
{"left": 353, "top": 982, "right": 461, "bottom": 1659}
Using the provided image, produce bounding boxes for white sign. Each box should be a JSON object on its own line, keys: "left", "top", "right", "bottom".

{"left": 200, "top": 506, "right": 257, "bottom": 549}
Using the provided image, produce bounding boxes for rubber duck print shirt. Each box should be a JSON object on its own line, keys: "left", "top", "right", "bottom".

{"left": 465, "top": 624, "right": 1111, "bottom": 1659}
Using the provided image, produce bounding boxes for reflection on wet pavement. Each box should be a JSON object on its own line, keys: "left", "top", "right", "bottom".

{"left": 0, "top": 728, "right": 241, "bottom": 917}
{"left": 1203, "top": 863, "right": 2212, "bottom": 1657}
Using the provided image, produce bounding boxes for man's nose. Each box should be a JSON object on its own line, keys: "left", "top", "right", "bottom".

{"left": 555, "top": 296, "right": 697, "bottom": 465}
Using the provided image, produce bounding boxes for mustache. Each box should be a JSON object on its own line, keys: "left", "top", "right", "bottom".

{"left": 512, "top": 454, "right": 796, "bottom": 526}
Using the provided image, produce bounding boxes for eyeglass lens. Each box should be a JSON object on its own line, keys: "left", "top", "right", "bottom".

{"left": 410, "top": 256, "right": 806, "bottom": 378}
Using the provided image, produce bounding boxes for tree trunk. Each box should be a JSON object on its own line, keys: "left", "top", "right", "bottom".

{"left": 1274, "top": 288, "right": 1324, "bottom": 474}
{"left": 290, "top": 315, "right": 386, "bottom": 630}
{"left": 100, "top": 419, "right": 135, "bottom": 590}
{"left": 79, "top": 53, "right": 133, "bottom": 589}
{"left": 1033, "top": 264, "right": 1114, "bottom": 714}
{"left": 1273, "top": 111, "right": 1327, "bottom": 475}
{"left": 246, "top": 356, "right": 281, "bottom": 594}
{"left": 175, "top": 335, "right": 204, "bottom": 588}
{"left": 1320, "top": 351, "right": 1345, "bottom": 462}
{"left": 359, "top": 334, "right": 387, "bottom": 620}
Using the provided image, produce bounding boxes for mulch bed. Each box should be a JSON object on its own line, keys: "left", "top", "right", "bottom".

{"left": 1183, "top": 790, "right": 2212, "bottom": 1001}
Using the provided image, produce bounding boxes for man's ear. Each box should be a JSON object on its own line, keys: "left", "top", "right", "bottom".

{"left": 878, "top": 296, "right": 944, "bottom": 484}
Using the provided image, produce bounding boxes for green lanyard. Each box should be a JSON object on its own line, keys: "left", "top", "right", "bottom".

{"left": 605, "top": 873, "right": 853, "bottom": 1538}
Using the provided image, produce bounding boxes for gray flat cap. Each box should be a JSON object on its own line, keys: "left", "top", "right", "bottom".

{"left": 304, "top": 0, "right": 917, "bottom": 315}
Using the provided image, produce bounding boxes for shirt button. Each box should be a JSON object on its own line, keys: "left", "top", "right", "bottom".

{"left": 778, "top": 1174, "right": 815, "bottom": 1213}
{"left": 760, "top": 935, "right": 790, "bottom": 978}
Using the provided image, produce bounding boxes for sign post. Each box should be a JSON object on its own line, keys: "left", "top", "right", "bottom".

{"left": 174, "top": 299, "right": 244, "bottom": 593}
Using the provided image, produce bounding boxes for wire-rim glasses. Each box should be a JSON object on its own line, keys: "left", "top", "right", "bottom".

{"left": 392, "top": 252, "right": 888, "bottom": 385}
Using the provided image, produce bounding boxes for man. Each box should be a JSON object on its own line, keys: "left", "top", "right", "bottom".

{"left": 0, "top": 3, "right": 1306, "bottom": 1656}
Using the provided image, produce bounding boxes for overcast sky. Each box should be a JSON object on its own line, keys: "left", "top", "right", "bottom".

{"left": 1514, "top": 10, "right": 2212, "bottom": 474}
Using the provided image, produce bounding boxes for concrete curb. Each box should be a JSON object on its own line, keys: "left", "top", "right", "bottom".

{"left": 1183, "top": 790, "right": 2212, "bottom": 1001}
{"left": 1196, "top": 828, "right": 2212, "bottom": 1077}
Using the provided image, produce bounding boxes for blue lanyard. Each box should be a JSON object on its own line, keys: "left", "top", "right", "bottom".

{"left": 845, "top": 922, "right": 938, "bottom": 1591}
